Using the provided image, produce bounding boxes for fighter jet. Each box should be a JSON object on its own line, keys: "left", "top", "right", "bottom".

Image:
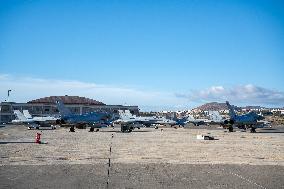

{"left": 114, "top": 110, "right": 176, "bottom": 132}
{"left": 224, "top": 101, "right": 264, "bottom": 132}
{"left": 23, "top": 110, "right": 58, "bottom": 122}
{"left": 174, "top": 114, "right": 209, "bottom": 126}
{"left": 12, "top": 110, "right": 57, "bottom": 129}
{"left": 147, "top": 116, "right": 176, "bottom": 126}
{"left": 114, "top": 110, "right": 147, "bottom": 124}
{"left": 55, "top": 100, "right": 111, "bottom": 127}
{"left": 174, "top": 111, "right": 224, "bottom": 126}
{"left": 187, "top": 115, "right": 210, "bottom": 125}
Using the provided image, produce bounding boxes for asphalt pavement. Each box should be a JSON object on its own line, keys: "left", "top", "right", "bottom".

{"left": 0, "top": 164, "right": 283, "bottom": 189}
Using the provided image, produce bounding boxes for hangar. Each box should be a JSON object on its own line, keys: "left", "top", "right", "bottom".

{"left": 0, "top": 95, "right": 139, "bottom": 123}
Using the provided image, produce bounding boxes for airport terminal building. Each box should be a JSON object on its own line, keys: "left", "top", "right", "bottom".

{"left": 0, "top": 96, "right": 139, "bottom": 123}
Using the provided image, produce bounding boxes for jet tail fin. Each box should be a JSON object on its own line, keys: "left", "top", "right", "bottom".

{"left": 118, "top": 110, "right": 136, "bottom": 120}
{"left": 209, "top": 111, "right": 222, "bottom": 122}
{"left": 23, "top": 110, "right": 33, "bottom": 119}
{"left": 226, "top": 101, "right": 236, "bottom": 118}
{"left": 124, "top": 110, "right": 134, "bottom": 117}
{"left": 118, "top": 110, "right": 128, "bottom": 119}
{"left": 14, "top": 110, "right": 27, "bottom": 121}
{"left": 187, "top": 115, "right": 195, "bottom": 121}
{"left": 55, "top": 99, "right": 72, "bottom": 117}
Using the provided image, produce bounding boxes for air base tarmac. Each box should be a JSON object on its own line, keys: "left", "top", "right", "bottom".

{"left": 0, "top": 124, "right": 283, "bottom": 188}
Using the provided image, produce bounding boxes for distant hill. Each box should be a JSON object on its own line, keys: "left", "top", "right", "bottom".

{"left": 194, "top": 102, "right": 227, "bottom": 111}
{"left": 194, "top": 102, "right": 240, "bottom": 111}
{"left": 194, "top": 102, "right": 281, "bottom": 112}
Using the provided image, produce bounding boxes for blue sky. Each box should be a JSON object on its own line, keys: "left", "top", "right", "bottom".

{"left": 0, "top": 0, "right": 284, "bottom": 110}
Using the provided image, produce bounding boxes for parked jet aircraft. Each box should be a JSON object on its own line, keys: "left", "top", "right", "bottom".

{"left": 55, "top": 100, "right": 111, "bottom": 127}
{"left": 174, "top": 116, "right": 190, "bottom": 126}
{"left": 12, "top": 110, "right": 57, "bottom": 129}
{"left": 23, "top": 110, "right": 58, "bottom": 122}
{"left": 224, "top": 101, "right": 264, "bottom": 132}
{"left": 187, "top": 115, "right": 209, "bottom": 125}
{"left": 148, "top": 116, "right": 176, "bottom": 126}
{"left": 12, "top": 110, "right": 32, "bottom": 124}
{"left": 114, "top": 110, "right": 176, "bottom": 132}
{"left": 174, "top": 111, "right": 224, "bottom": 126}
{"left": 174, "top": 114, "right": 210, "bottom": 126}
{"left": 114, "top": 110, "right": 147, "bottom": 123}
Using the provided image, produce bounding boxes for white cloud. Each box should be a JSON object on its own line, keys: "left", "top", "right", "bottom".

{"left": 1, "top": 74, "right": 283, "bottom": 110}
{"left": 176, "top": 84, "right": 284, "bottom": 106}
{"left": 0, "top": 74, "right": 188, "bottom": 111}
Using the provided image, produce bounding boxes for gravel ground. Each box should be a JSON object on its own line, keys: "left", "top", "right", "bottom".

{"left": 0, "top": 125, "right": 283, "bottom": 165}
{"left": 0, "top": 124, "right": 283, "bottom": 188}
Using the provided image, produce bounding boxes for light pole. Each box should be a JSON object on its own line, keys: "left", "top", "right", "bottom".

{"left": 7, "top": 90, "right": 11, "bottom": 102}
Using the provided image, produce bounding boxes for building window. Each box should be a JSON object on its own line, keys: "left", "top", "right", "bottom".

{"left": 1, "top": 105, "right": 11, "bottom": 113}
{"left": 34, "top": 107, "right": 42, "bottom": 113}
{"left": 13, "top": 107, "right": 20, "bottom": 110}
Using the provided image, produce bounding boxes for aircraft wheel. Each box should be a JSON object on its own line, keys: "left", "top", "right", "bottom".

{"left": 228, "top": 126, "right": 233, "bottom": 132}
{"left": 250, "top": 128, "right": 256, "bottom": 133}
{"left": 121, "top": 125, "right": 127, "bottom": 132}
{"left": 70, "top": 127, "right": 75, "bottom": 132}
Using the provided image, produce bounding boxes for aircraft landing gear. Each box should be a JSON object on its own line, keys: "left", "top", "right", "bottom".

{"left": 228, "top": 126, "right": 234, "bottom": 132}
{"left": 250, "top": 127, "right": 256, "bottom": 133}
{"left": 121, "top": 125, "right": 132, "bottom": 133}
{"left": 70, "top": 126, "right": 75, "bottom": 132}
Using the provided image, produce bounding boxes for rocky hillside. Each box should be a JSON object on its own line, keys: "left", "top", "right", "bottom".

{"left": 194, "top": 102, "right": 240, "bottom": 111}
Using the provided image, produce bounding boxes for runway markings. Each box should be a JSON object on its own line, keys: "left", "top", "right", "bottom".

{"left": 221, "top": 168, "right": 267, "bottom": 189}
{"left": 106, "top": 134, "right": 114, "bottom": 188}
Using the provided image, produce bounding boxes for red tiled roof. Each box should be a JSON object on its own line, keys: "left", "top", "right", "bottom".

{"left": 27, "top": 96, "right": 105, "bottom": 105}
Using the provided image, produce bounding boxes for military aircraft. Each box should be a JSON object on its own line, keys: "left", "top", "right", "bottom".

{"left": 12, "top": 110, "right": 57, "bottom": 129}
{"left": 174, "top": 116, "right": 190, "bottom": 126}
{"left": 223, "top": 101, "right": 264, "bottom": 132}
{"left": 187, "top": 115, "right": 210, "bottom": 125}
{"left": 147, "top": 116, "right": 176, "bottom": 126}
{"left": 112, "top": 110, "right": 147, "bottom": 132}
{"left": 174, "top": 111, "right": 224, "bottom": 126}
{"left": 114, "top": 110, "right": 176, "bottom": 132}
{"left": 55, "top": 100, "right": 111, "bottom": 128}
{"left": 23, "top": 110, "right": 58, "bottom": 122}
{"left": 174, "top": 114, "right": 211, "bottom": 126}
